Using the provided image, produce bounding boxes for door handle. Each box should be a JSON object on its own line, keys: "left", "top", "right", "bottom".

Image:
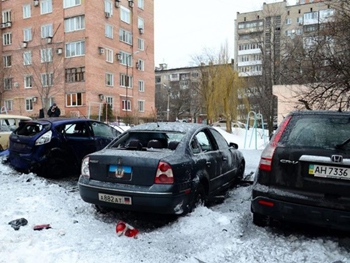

{"left": 222, "top": 157, "right": 227, "bottom": 161}
{"left": 206, "top": 161, "right": 211, "bottom": 166}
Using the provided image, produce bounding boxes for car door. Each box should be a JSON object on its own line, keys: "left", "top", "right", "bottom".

{"left": 89, "top": 121, "right": 116, "bottom": 150}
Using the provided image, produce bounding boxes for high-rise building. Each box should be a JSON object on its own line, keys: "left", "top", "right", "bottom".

{"left": 0, "top": 0, "right": 155, "bottom": 124}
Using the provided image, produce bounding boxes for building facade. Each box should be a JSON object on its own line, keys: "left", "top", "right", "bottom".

{"left": 0, "top": 0, "right": 155, "bottom": 124}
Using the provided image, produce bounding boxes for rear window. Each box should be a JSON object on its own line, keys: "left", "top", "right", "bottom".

{"left": 279, "top": 115, "right": 350, "bottom": 150}
{"left": 15, "top": 123, "right": 48, "bottom": 136}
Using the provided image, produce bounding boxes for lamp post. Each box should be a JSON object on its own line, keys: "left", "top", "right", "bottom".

{"left": 163, "top": 84, "right": 171, "bottom": 121}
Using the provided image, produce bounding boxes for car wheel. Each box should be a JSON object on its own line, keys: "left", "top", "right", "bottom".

{"left": 189, "top": 183, "right": 207, "bottom": 213}
{"left": 39, "top": 157, "right": 68, "bottom": 179}
{"left": 253, "top": 213, "right": 269, "bottom": 227}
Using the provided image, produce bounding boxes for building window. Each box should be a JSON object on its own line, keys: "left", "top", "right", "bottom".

{"left": 286, "top": 18, "right": 292, "bottom": 25}
{"left": 41, "top": 73, "right": 53, "bottom": 87}
{"left": 138, "top": 80, "right": 144, "bottom": 92}
{"left": 137, "top": 38, "right": 144, "bottom": 50}
{"left": 4, "top": 100, "right": 13, "bottom": 111}
{"left": 138, "top": 0, "right": 144, "bottom": 9}
{"left": 105, "top": 73, "right": 114, "bottom": 86}
{"left": 23, "top": 51, "right": 32, "bottom": 65}
{"left": 104, "top": 0, "right": 113, "bottom": 15}
{"left": 65, "top": 67, "right": 85, "bottom": 82}
{"left": 41, "top": 48, "right": 53, "bottom": 63}
{"left": 138, "top": 100, "right": 144, "bottom": 112}
{"left": 41, "top": 0, "right": 53, "bottom": 14}
{"left": 138, "top": 17, "right": 144, "bottom": 30}
{"left": 41, "top": 24, "right": 53, "bottom": 38}
{"left": 120, "top": 6, "right": 130, "bottom": 24}
{"left": 4, "top": 78, "right": 12, "bottom": 90}
{"left": 66, "top": 92, "right": 83, "bottom": 106}
{"left": 25, "top": 98, "right": 33, "bottom": 111}
{"left": 120, "top": 73, "right": 132, "bottom": 87}
{"left": 64, "top": 0, "right": 81, "bottom": 8}
{"left": 119, "top": 52, "right": 132, "bottom": 67}
{"left": 65, "top": 41, "right": 85, "bottom": 57}
{"left": 23, "top": 4, "right": 31, "bottom": 19}
{"left": 119, "top": 29, "right": 132, "bottom": 45}
{"left": 64, "top": 16, "right": 85, "bottom": 32}
{"left": 3, "top": 32, "right": 12, "bottom": 46}
{"left": 2, "top": 10, "right": 11, "bottom": 23}
{"left": 106, "top": 96, "right": 113, "bottom": 109}
{"left": 122, "top": 100, "right": 131, "bottom": 111}
{"left": 23, "top": 28, "right": 32, "bottom": 42}
{"left": 3, "top": 55, "right": 11, "bottom": 68}
{"left": 24, "top": 75, "right": 33, "bottom": 88}
{"left": 106, "top": 48, "right": 113, "bottom": 63}
{"left": 136, "top": 59, "right": 144, "bottom": 71}
{"left": 105, "top": 24, "right": 113, "bottom": 38}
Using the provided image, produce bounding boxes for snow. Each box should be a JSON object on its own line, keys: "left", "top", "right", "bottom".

{"left": 1, "top": 128, "right": 350, "bottom": 263}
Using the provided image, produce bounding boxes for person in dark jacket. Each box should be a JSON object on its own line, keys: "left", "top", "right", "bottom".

{"left": 47, "top": 103, "right": 61, "bottom": 117}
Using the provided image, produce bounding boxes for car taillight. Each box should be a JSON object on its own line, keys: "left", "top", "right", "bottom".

{"left": 81, "top": 156, "right": 90, "bottom": 178}
{"left": 259, "top": 116, "right": 292, "bottom": 172}
{"left": 155, "top": 161, "right": 174, "bottom": 184}
{"left": 35, "top": 130, "right": 52, "bottom": 146}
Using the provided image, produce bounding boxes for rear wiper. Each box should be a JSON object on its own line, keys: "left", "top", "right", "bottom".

{"left": 335, "top": 137, "right": 350, "bottom": 149}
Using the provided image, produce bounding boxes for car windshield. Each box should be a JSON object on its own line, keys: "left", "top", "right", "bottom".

{"left": 110, "top": 131, "right": 185, "bottom": 150}
{"left": 279, "top": 115, "right": 350, "bottom": 150}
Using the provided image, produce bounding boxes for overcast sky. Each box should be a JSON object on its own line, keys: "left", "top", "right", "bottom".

{"left": 154, "top": 0, "right": 296, "bottom": 69}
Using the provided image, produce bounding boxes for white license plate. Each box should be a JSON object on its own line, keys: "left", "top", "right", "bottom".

{"left": 98, "top": 193, "right": 132, "bottom": 205}
{"left": 309, "top": 164, "right": 350, "bottom": 180}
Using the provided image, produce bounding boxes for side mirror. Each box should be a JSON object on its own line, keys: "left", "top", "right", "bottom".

{"left": 229, "top": 142, "right": 238, "bottom": 149}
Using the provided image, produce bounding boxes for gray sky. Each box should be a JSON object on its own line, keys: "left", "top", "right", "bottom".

{"left": 154, "top": 0, "right": 296, "bottom": 69}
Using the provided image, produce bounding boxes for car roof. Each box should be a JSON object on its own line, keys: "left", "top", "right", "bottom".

{"left": 0, "top": 114, "right": 32, "bottom": 120}
{"left": 129, "top": 122, "right": 208, "bottom": 133}
{"left": 25, "top": 118, "right": 95, "bottom": 125}
{"left": 288, "top": 110, "right": 350, "bottom": 117}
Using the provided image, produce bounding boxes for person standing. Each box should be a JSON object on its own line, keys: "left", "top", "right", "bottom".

{"left": 47, "top": 103, "right": 61, "bottom": 117}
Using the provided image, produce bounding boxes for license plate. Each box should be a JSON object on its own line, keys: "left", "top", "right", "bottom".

{"left": 98, "top": 193, "right": 132, "bottom": 205}
{"left": 309, "top": 164, "right": 350, "bottom": 180}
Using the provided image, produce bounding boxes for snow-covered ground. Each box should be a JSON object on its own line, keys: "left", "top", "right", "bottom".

{"left": 1, "top": 128, "right": 350, "bottom": 263}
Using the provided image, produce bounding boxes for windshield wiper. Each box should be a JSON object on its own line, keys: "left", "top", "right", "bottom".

{"left": 335, "top": 137, "right": 350, "bottom": 149}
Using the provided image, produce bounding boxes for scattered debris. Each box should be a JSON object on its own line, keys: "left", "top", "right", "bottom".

{"left": 33, "top": 224, "right": 51, "bottom": 231}
{"left": 116, "top": 220, "right": 139, "bottom": 238}
{"left": 8, "top": 218, "right": 28, "bottom": 230}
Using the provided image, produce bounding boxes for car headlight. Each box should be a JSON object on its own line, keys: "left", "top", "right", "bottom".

{"left": 35, "top": 130, "right": 52, "bottom": 145}
{"left": 81, "top": 156, "right": 90, "bottom": 178}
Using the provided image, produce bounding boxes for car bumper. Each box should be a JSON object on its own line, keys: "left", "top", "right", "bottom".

{"left": 252, "top": 187, "right": 350, "bottom": 231}
{"left": 78, "top": 177, "right": 192, "bottom": 215}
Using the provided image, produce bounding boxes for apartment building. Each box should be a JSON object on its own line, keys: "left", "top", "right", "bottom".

{"left": 0, "top": 0, "right": 155, "bottom": 124}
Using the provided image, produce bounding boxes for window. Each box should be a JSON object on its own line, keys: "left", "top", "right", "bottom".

{"left": 138, "top": 100, "right": 144, "bottom": 112}
{"left": 138, "top": 17, "right": 144, "bottom": 30}
{"left": 4, "top": 100, "right": 13, "bottom": 111}
{"left": 65, "top": 41, "right": 85, "bottom": 57}
{"left": 23, "top": 4, "right": 31, "bottom": 19}
{"left": 64, "top": 0, "right": 81, "bottom": 8}
{"left": 104, "top": 0, "right": 113, "bottom": 14}
{"left": 4, "top": 78, "right": 12, "bottom": 90}
{"left": 106, "top": 96, "right": 113, "bottom": 109}
{"left": 119, "top": 52, "right": 132, "bottom": 66}
{"left": 137, "top": 38, "right": 144, "bottom": 50}
{"left": 41, "top": 48, "right": 53, "bottom": 63}
{"left": 24, "top": 75, "right": 33, "bottom": 88}
{"left": 286, "top": 18, "right": 291, "bottom": 25}
{"left": 41, "top": 24, "right": 53, "bottom": 38}
{"left": 41, "top": 73, "right": 53, "bottom": 87}
{"left": 64, "top": 16, "right": 85, "bottom": 32}
{"left": 122, "top": 100, "right": 131, "bottom": 111}
{"left": 119, "top": 29, "right": 132, "bottom": 45}
{"left": 106, "top": 48, "right": 113, "bottom": 63}
{"left": 3, "top": 32, "right": 11, "bottom": 46}
{"left": 121, "top": 6, "right": 130, "bottom": 24}
{"left": 2, "top": 10, "right": 11, "bottom": 23}
{"left": 25, "top": 98, "right": 33, "bottom": 111}
{"left": 138, "top": 80, "right": 144, "bottom": 92}
{"left": 65, "top": 67, "right": 85, "bottom": 82}
{"left": 23, "top": 51, "right": 32, "bottom": 65}
{"left": 105, "top": 24, "right": 113, "bottom": 38}
{"left": 105, "top": 73, "right": 114, "bottom": 86}
{"left": 136, "top": 59, "right": 144, "bottom": 71}
{"left": 41, "top": 0, "right": 53, "bottom": 14}
{"left": 23, "top": 28, "right": 32, "bottom": 42}
{"left": 3, "top": 55, "right": 11, "bottom": 68}
{"left": 138, "top": 0, "right": 144, "bottom": 9}
{"left": 120, "top": 73, "right": 132, "bottom": 87}
{"left": 66, "top": 92, "right": 83, "bottom": 106}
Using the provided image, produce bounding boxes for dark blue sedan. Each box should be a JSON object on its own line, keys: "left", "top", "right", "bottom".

{"left": 78, "top": 122, "right": 245, "bottom": 215}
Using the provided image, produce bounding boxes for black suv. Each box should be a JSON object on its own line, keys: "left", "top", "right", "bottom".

{"left": 251, "top": 110, "right": 350, "bottom": 231}
{"left": 8, "top": 118, "right": 118, "bottom": 178}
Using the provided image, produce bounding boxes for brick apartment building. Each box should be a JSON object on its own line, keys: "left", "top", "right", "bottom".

{"left": 0, "top": 0, "right": 155, "bottom": 124}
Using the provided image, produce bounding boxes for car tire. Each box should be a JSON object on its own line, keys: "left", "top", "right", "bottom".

{"left": 39, "top": 157, "right": 68, "bottom": 179}
{"left": 189, "top": 183, "right": 207, "bottom": 213}
{"left": 253, "top": 213, "right": 269, "bottom": 227}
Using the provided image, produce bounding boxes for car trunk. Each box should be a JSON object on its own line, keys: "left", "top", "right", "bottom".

{"left": 88, "top": 149, "right": 173, "bottom": 186}
{"left": 270, "top": 147, "right": 350, "bottom": 210}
